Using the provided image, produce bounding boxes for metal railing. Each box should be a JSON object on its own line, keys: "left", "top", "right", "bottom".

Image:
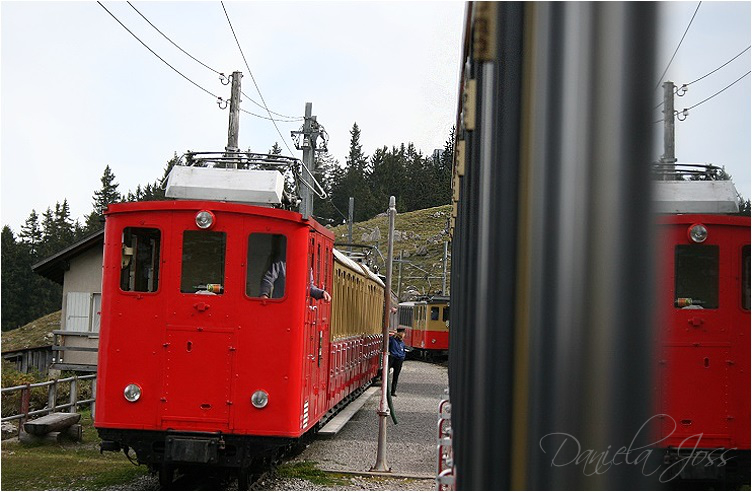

{"left": 436, "top": 397, "right": 454, "bottom": 490}
{"left": 1, "top": 375, "right": 96, "bottom": 429}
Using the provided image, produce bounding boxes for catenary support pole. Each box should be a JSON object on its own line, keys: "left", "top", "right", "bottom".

{"left": 348, "top": 197, "right": 354, "bottom": 252}
{"left": 372, "top": 196, "right": 396, "bottom": 472}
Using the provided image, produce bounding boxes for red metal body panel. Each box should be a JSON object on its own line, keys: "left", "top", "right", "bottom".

{"left": 655, "top": 214, "right": 750, "bottom": 452}
{"left": 95, "top": 200, "right": 378, "bottom": 442}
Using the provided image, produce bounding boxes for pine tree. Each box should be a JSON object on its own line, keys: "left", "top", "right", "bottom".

{"left": 86, "top": 165, "right": 121, "bottom": 232}
{"left": 269, "top": 142, "right": 283, "bottom": 155}
{"left": 18, "top": 210, "right": 42, "bottom": 257}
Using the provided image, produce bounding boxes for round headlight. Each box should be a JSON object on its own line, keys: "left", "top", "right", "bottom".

{"left": 124, "top": 384, "right": 142, "bottom": 402}
{"left": 688, "top": 224, "right": 708, "bottom": 243}
{"left": 251, "top": 390, "right": 269, "bottom": 409}
{"left": 195, "top": 210, "right": 215, "bottom": 229}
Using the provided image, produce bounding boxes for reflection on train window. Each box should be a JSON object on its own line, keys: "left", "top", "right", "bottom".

{"left": 180, "top": 231, "right": 226, "bottom": 294}
{"left": 247, "top": 234, "right": 287, "bottom": 298}
{"left": 675, "top": 245, "right": 718, "bottom": 309}
{"left": 431, "top": 307, "right": 440, "bottom": 321}
{"left": 743, "top": 245, "right": 750, "bottom": 311}
{"left": 443, "top": 306, "right": 450, "bottom": 322}
{"left": 121, "top": 227, "right": 161, "bottom": 292}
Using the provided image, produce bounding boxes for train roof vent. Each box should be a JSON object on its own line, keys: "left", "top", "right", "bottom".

{"left": 165, "top": 151, "right": 299, "bottom": 206}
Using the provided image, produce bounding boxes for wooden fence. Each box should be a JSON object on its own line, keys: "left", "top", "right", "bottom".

{"left": 1, "top": 375, "right": 96, "bottom": 434}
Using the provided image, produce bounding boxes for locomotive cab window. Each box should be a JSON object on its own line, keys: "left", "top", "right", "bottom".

{"left": 443, "top": 306, "right": 450, "bottom": 322}
{"left": 743, "top": 245, "right": 750, "bottom": 311}
{"left": 675, "top": 244, "right": 718, "bottom": 309}
{"left": 180, "top": 231, "right": 226, "bottom": 294}
{"left": 247, "top": 234, "right": 287, "bottom": 299}
{"left": 120, "top": 227, "right": 161, "bottom": 292}
{"left": 431, "top": 307, "right": 440, "bottom": 321}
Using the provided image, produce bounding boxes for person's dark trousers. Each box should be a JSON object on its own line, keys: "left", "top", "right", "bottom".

{"left": 390, "top": 357, "right": 404, "bottom": 395}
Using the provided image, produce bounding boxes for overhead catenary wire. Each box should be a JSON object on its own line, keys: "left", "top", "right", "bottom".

{"left": 221, "top": 2, "right": 328, "bottom": 200}
{"left": 220, "top": 2, "right": 297, "bottom": 157}
{"left": 126, "top": 1, "right": 224, "bottom": 77}
{"left": 683, "top": 45, "right": 751, "bottom": 87}
{"left": 241, "top": 90, "right": 303, "bottom": 121}
{"left": 126, "top": 1, "right": 300, "bottom": 121}
{"left": 681, "top": 70, "right": 751, "bottom": 114}
{"left": 655, "top": 1, "right": 702, "bottom": 90}
{"left": 97, "top": 1, "right": 223, "bottom": 102}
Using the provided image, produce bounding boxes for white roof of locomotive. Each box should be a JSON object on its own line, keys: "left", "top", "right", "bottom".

{"left": 165, "top": 166, "right": 284, "bottom": 205}
{"left": 654, "top": 180, "right": 740, "bottom": 214}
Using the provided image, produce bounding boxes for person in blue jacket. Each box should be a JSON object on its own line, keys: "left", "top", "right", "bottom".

{"left": 388, "top": 328, "right": 407, "bottom": 396}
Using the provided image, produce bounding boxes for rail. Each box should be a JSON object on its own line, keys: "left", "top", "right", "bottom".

{"left": 1, "top": 375, "right": 97, "bottom": 429}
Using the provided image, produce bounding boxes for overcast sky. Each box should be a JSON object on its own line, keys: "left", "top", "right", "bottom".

{"left": 1, "top": 2, "right": 750, "bottom": 232}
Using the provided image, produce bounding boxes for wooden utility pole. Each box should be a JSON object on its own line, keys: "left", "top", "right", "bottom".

{"left": 348, "top": 197, "right": 354, "bottom": 252}
{"left": 225, "top": 71, "right": 242, "bottom": 166}
{"left": 660, "top": 80, "right": 677, "bottom": 178}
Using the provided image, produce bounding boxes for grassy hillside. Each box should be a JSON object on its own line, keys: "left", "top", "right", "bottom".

{"left": 329, "top": 204, "right": 452, "bottom": 300}
{"left": 1, "top": 310, "right": 59, "bottom": 353}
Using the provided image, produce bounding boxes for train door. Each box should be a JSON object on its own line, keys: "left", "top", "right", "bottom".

{"left": 305, "top": 232, "right": 330, "bottom": 420}
{"left": 663, "top": 223, "right": 730, "bottom": 447}
{"left": 160, "top": 216, "right": 237, "bottom": 432}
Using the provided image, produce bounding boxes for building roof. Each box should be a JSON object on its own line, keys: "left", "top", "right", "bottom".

{"left": 32, "top": 229, "right": 104, "bottom": 285}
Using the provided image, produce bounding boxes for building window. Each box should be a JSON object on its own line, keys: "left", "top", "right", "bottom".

{"left": 120, "top": 227, "right": 161, "bottom": 292}
{"left": 247, "top": 234, "right": 287, "bottom": 298}
{"left": 675, "top": 244, "right": 718, "bottom": 309}
{"left": 181, "top": 231, "right": 226, "bottom": 294}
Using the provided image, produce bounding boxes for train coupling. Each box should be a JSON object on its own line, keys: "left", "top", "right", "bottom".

{"left": 100, "top": 440, "right": 121, "bottom": 453}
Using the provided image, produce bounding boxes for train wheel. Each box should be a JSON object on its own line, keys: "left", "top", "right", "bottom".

{"left": 237, "top": 467, "right": 250, "bottom": 491}
{"left": 158, "top": 464, "right": 174, "bottom": 490}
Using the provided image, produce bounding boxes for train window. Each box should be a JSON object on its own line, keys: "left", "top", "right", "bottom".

{"left": 431, "top": 307, "right": 440, "bottom": 320}
{"left": 180, "top": 231, "right": 226, "bottom": 294}
{"left": 743, "top": 245, "right": 750, "bottom": 311}
{"left": 246, "top": 233, "right": 287, "bottom": 298}
{"left": 120, "top": 227, "right": 161, "bottom": 292}
{"left": 674, "top": 245, "right": 718, "bottom": 309}
{"left": 443, "top": 306, "right": 450, "bottom": 322}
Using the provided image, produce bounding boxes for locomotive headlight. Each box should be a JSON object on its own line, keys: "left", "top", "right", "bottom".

{"left": 251, "top": 390, "right": 269, "bottom": 409}
{"left": 123, "top": 384, "right": 142, "bottom": 402}
{"left": 195, "top": 210, "right": 215, "bottom": 229}
{"left": 688, "top": 224, "right": 708, "bottom": 243}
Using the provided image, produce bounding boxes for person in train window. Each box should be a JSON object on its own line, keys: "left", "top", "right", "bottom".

{"left": 259, "top": 261, "right": 331, "bottom": 302}
{"left": 389, "top": 328, "right": 407, "bottom": 396}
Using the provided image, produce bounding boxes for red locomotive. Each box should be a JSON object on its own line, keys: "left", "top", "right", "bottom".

{"left": 398, "top": 296, "right": 450, "bottom": 359}
{"left": 654, "top": 177, "right": 750, "bottom": 485}
{"left": 94, "top": 167, "right": 385, "bottom": 488}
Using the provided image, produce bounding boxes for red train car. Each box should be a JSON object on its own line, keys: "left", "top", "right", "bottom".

{"left": 655, "top": 211, "right": 750, "bottom": 484}
{"left": 398, "top": 296, "right": 450, "bottom": 359}
{"left": 94, "top": 199, "right": 383, "bottom": 488}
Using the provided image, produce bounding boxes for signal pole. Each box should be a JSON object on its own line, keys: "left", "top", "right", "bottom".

{"left": 225, "top": 71, "right": 242, "bottom": 167}
{"left": 659, "top": 81, "right": 677, "bottom": 178}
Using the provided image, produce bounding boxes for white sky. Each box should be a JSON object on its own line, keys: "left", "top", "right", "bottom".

{"left": 1, "top": 1, "right": 749, "bottom": 233}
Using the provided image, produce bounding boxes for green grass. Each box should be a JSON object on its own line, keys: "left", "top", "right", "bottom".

{"left": 0, "top": 409, "right": 148, "bottom": 490}
{"left": 275, "top": 461, "right": 350, "bottom": 487}
{"left": 329, "top": 204, "right": 452, "bottom": 299}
